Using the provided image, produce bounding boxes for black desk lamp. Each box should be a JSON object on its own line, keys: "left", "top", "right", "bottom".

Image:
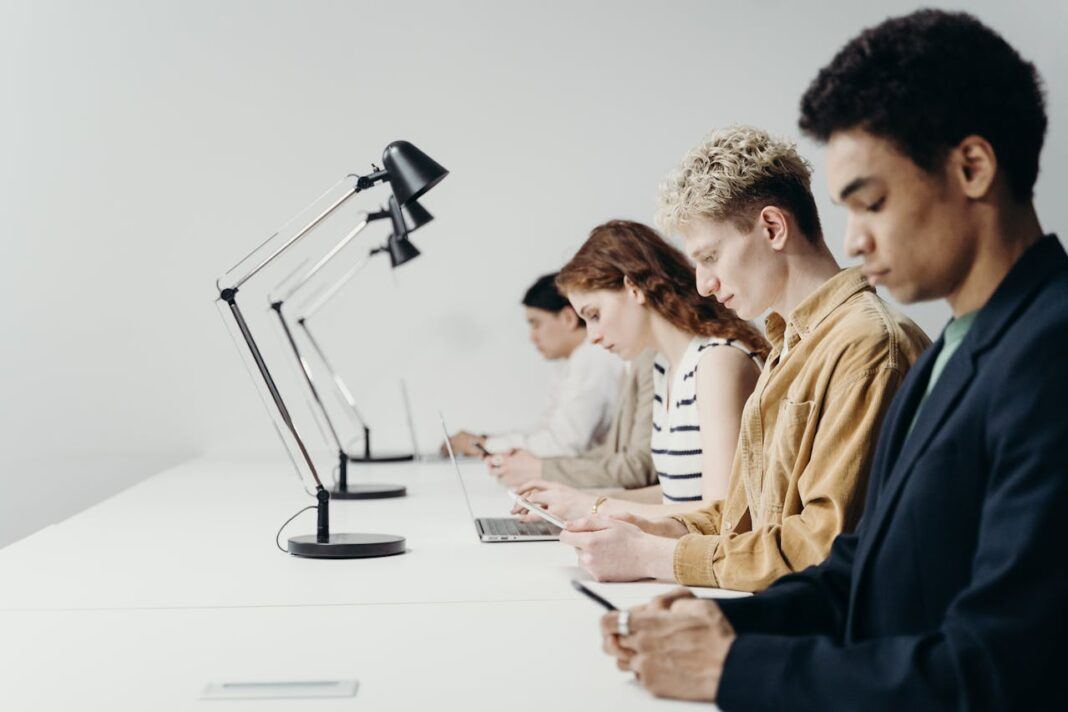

{"left": 215, "top": 140, "right": 447, "bottom": 558}
{"left": 268, "top": 196, "right": 430, "bottom": 499}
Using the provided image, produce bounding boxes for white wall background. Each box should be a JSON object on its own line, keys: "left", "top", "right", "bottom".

{"left": 2, "top": 0, "right": 1065, "bottom": 546}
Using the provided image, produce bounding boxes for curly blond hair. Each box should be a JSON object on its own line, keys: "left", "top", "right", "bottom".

{"left": 557, "top": 220, "right": 771, "bottom": 361}
{"left": 656, "top": 125, "right": 823, "bottom": 241}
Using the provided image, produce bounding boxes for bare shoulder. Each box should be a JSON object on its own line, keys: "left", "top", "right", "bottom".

{"left": 693, "top": 342, "right": 760, "bottom": 392}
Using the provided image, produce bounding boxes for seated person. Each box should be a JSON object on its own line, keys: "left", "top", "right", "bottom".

{"left": 598, "top": 11, "right": 1068, "bottom": 709}
{"left": 485, "top": 348, "right": 658, "bottom": 491}
{"left": 550, "top": 125, "right": 929, "bottom": 592}
{"left": 514, "top": 219, "right": 768, "bottom": 515}
{"left": 443, "top": 272, "right": 624, "bottom": 458}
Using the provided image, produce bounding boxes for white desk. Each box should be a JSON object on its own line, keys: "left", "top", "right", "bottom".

{"left": 0, "top": 456, "right": 741, "bottom": 710}
{"left": 1, "top": 600, "right": 711, "bottom": 711}
{"left": 0, "top": 457, "right": 746, "bottom": 612}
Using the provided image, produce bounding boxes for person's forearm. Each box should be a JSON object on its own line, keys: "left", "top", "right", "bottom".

{"left": 542, "top": 451, "right": 654, "bottom": 489}
{"left": 521, "top": 372, "right": 619, "bottom": 458}
{"left": 714, "top": 535, "right": 857, "bottom": 636}
{"left": 599, "top": 497, "right": 709, "bottom": 518}
{"left": 483, "top": 432, "right": 524, "bottom": 454}
{"left": 718, "top": 630, "right": 998, "bottom": 712}
{"left": 636, "top": 538, "right": 679, "bottom": 580}
{"left": 486, "top": 429, "right": 579, "bottom": 458}
{"left": 605, "top": 484, "right": 662, "bottom": 504}
{"left": 637, "top": 535, "right": 680, "bottom": 581}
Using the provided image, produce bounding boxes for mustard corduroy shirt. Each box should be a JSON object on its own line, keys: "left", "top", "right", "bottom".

{"left": 671, "top": 267, "right": 931, "bottom": 591}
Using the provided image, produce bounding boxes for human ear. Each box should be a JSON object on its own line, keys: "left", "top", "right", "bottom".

{"left": 759, "top": 207, "right": 789, "bottom": 252}
{"left": 954, "top": 135, "right": 998, "bottom": 200}
{"left": 622, "top": 276, "right": 646, "bottom": 305}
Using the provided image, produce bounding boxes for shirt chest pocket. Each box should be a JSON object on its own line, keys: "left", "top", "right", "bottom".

{"left": 759, "top": 398, "right": 813, "bottom": 520}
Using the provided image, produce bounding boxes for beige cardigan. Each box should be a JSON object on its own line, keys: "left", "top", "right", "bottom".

{"left": 540, "top": 349, "right": 656, "bottom": 489}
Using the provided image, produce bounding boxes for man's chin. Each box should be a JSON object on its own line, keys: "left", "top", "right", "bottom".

{"left": 732, "top": 304, "right": 754, "bottom": 320}
{"left": 885, "top": 281, "right": 939, "bottom": 305}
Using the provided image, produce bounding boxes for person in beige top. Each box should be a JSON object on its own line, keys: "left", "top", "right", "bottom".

{"left": 558, "top": 125, "right": 930, "bottom": 591}
{"left": 486, "top": 349, "right": 657, "bottom": 491}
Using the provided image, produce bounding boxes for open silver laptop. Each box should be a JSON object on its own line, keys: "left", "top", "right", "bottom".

{"left": 399, "top": 379, "right": 421, "bottom": 458}
{"left": 440, "top": 414, "right": 560, "bottom": 542}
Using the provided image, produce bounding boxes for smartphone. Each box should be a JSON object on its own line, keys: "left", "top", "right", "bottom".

{"left": 509, "top": 490, "right": 567, "bottom": 529}
{"left": 571, "top": 579, "right": 618, "bottom": 611}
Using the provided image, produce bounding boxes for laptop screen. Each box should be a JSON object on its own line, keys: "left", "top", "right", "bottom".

{"left": 439, "top": 413, "right": 480, "bottom": 528}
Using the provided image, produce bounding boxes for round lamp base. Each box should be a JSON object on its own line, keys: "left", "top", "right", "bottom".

{"left": 348, "top": 451, "right": 415, "bottom": 463}
{"left": 331, "top": 483, "right": 407, "bottom": 500}
{"left": 287, "top": 533, "right": 407, "bottom": 559}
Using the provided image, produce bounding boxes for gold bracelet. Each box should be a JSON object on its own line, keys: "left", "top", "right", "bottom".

{"left": 590, "top": 495, "right": 608, "bottom": 516}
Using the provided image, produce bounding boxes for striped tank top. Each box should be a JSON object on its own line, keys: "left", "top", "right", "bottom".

{"left": 651, "top": 336, "right": 764, "bottom": 503}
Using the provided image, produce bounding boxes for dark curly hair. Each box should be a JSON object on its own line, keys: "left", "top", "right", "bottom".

{"left": 556, "top": 220, "right": 770, "bottom": 361}
{"left": 799, "top": 9, "right": 1047, "bottom": 200}
{"left": 522, "top": 272, "right": 574, "bottom": 316}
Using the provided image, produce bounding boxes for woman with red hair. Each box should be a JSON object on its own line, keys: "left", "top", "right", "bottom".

{"left": 513, "top": 219, "right": 767, "bottom": 520}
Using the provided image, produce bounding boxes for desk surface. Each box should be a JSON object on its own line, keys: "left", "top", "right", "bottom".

{"left": 1, "top": 600, "right": 715, "bottom": 711}
{"left": 0, "top": 456, "right": 746, "bottom": 612}
{"left": 0, "top": 456, "right": 739, "bottom": 710}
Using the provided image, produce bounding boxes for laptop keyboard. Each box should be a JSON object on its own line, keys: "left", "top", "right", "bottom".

{"left": 480, "top": 518, "right": 560, "bottom": 537}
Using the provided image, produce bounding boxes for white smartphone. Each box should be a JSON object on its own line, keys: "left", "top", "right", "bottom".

{"left": 509, "top": 490, "right": 568, "bottom": 529}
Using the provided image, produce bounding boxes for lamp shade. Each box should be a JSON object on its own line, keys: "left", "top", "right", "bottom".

{"left": 387, "top": 194, "right": 410, "bottom": 242}
{"left": 381, "top": 195, "right": 423, "bottom": 269}
{"left": 382, "top": 140, "right": 448, "bottom": 205}
{"left": 387, "top": 234, "right": 421, "bottom": 268}
{"left": 401, "top": 199, "right": 433, "bottom": 232}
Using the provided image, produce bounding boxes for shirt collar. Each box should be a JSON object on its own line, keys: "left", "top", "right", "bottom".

{"left": 943, "top": 309, "right": 979, "bottom": 345}
{"left": 764, "top": 267, "right": 873, "bottom": 353}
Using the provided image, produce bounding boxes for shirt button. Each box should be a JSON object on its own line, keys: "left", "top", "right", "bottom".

{"left": 723, "top": 520, "right": 732, "bottom": 531}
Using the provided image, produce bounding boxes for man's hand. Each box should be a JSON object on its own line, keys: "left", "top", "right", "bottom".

{"left": 559, "top": 516, "right": 677, "bottom": 581}
{"left": 486, "top": 449, "right": 543, "bottom": 488}
{"left": 610, "top": 512, "right": 689, "bottom": 539}
{"left": 600, "top": 589, "right": 699, "bottom": 670}
{"left": 440, "top": 430, "right": 487, "bottom": 457}
{"left": 599, "top": 591, "right": 735, "bottom": 702}
{"left": 511, "top": 479, "right": 596, "bottom": 522}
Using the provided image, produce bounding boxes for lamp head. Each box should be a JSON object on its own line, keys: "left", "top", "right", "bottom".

{"left": 401, "top": 199, "right": 433, "bottom": 232}
{"left": 387, "top": 233, "right": 421, "bottom": 268}
{"left": 382, "top": 140, "right": 448, "bottom": 205}
{"left": 385, "top": 194, "right": 421, "bottom": 268}
{"left": 387, "top": 194, "right": 409, "bottom": 241}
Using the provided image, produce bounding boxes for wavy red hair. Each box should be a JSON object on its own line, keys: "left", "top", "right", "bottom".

{"left": 557, "top": 220, "right": 770, "bottom": 360}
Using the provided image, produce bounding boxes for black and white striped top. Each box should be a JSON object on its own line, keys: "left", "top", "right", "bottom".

{"left": 651, "top": 336, "right": 763, "bottom": 503}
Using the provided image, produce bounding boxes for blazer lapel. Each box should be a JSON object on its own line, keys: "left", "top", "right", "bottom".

{"left": 846, "top": 235, "right": 1067, "bottom": 634}
{"left": 887, "top": 348, "right": 976, "bottom": 491}
{"left": 879, "top": 341, "right": 942, "bottom": 475}
{"left": 845, "top": 336, "right": 978, "bottom": 637}
{"left": 859, "top": 235, "right": 1065, "bottom": 554}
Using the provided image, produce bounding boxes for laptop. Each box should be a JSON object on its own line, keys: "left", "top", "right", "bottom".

{"left": 440, "top": 414, "right": 561, "bottom": 542}
{"left": 399, "top": 379, "right": 422, "bottom": 459}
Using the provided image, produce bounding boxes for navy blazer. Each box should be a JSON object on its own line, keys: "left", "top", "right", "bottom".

{"left": 714, "top": 235, "right": 1068, "bottom": 711}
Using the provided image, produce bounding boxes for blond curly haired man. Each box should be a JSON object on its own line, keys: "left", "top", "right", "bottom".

{"left": 560, "top": 125, "right": 930, "bottom": 591}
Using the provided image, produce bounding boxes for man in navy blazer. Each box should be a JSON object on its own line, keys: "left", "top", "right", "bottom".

{"left": 597, "top": 10, "right": 1067, "bottom": 710}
